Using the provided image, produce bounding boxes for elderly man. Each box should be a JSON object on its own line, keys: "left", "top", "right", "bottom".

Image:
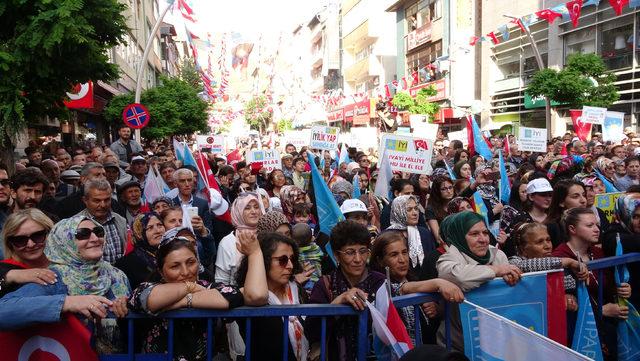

{"left": 110, "top": 124, "right": 143, "bottom": 167}
{"left": 41, "top": 159, "right": 75, "bottom": 200}
{"left": 117, "top": 180, "right": 143, "bottom": 226}
{"left": 55, "top": 162, "right": 110, "bottom": 219}
{"left": 77, "top": 179, "right": 127, "bottom": 264}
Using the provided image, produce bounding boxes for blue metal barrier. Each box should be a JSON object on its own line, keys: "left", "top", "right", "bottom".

{"left": 587, "top": 252, "right": 640, "bottom": 317}
{"left": 99, "top": 293, "right": 442, "bottom": 361}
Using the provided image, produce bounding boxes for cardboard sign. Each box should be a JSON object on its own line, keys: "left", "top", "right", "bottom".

{"left": 283, "top": 130, "right": 310, "bottom": 151}
{"left": 379, "top": 133, "right": 433, "bottom": 174}
{"left": 412, "top": 122, "right": 439, "bottom": 139}
{"left": 448, "top": 129, "right": 468, "bottom": 145}
{"left": 247, "top": 149, "right": 282, "bottom": 172}
{"left": 309, "top": 126, "right": 340, "bottom": 151}
{"left": 595, "top": 192, "right": 623, "bottom": 223}
{"left": 349, "top": 127, "right": 379, "bottom": 150}
{"left": 602, "top": 111, "right": 625, "bottom": 143}
{"left": 196, "top": 135, "right": 225, "bottom": 153}
{"left": 518, "top": 127, "right": 547, "bottom": 152}
{"left": 581, "top": 106, "right": 607, "bottom": 125}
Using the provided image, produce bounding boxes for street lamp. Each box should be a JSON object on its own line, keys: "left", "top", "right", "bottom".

{"left": 503, "top": 14, "right": 552, "bottom": 140}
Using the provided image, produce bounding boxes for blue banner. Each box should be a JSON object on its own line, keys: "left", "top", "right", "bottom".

{"left": 460, "top": 274, "right": 549, "bottom": 360}
{"left": 572, "top": 282, "right": 604, "bottom": 361}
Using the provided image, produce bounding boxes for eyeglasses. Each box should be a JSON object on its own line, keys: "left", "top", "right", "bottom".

{"left": 337, "top": 248, "right": 370, "bottom": 258}
{"left": 7, "top": 230, "right": 48, "bottom": 249}
{"left": 272, "top": 254, "right": 295, "bottom": 267}
{"left": 75, "top": 226, "right": 105, "bottom": 240}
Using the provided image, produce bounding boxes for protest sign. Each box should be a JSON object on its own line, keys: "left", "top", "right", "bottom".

{"left": 448, "top": 130, "right": 467, "bottom": 145}
{"left": 595, "top": 192, "right": 623, "bottom": 223}
{"left": 396, "top": 127, "right": 411, "bottom": 135}
{"left": 582, "top": 106, "right": 607, "bottom": 125}
{"left": 518, "top": 127, "right": 547, "bottom": 152}
{"left": 349, "top": 127, "right": 379, "bottom": 150}
{"left": 412, "top": 122, "right": 439, "bottom": 139}
{"left": 247, "top": 149, "right": 282, "bottom": 172}
{"left": 379, "top": 133, "right": 433, "bottom": 174}
{"left": 196, "top": 135, "right": 225, "bottom": 153}
{"left": 283, "top": 129, "right": 310, "bottom": 150}
{"left": 309, "top": 126, "right": 340, "bottom": 151}
{"left": 602, "top": 111, "right": 625, "bottom": 143}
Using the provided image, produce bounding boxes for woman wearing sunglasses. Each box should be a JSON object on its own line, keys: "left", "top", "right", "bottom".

{"left": 236, "top": 232, "right": 307, "bottom": 361}
{"left": 128, "top": 230, "right": 267, "bottom": 360}
{"left": 0, "top": 215, "right": 130, "bottom": 353}
{"left": 0, "top": 209, "right": 55, "bottom": 298}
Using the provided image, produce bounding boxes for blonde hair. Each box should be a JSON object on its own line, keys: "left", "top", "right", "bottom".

{"left": 2, "top": 209, "right": 54, "bottom": 259}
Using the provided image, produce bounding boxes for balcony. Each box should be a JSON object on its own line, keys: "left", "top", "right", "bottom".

{"left": 343, "top": 54, "right": 382, "bottom": 83}
{"left": 342, "top": 0, "right": 374, "bottom": 38}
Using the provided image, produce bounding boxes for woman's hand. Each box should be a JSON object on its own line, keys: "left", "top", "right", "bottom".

{"left": 565, "top": 294, "right": 578, "bottom": 312}
{"left": 617, "top": 283, "right": 632, "bottom": 299}
{"left": 436, "top": 279, "right": 465, "bottom": 303}
{"left": 602, "top": 303, "right": 629, "bottom": 319}
{"left": 492, "top": 202, "right": 504, "bottom": 216}
{"left": 335, "top": 288, "right": 368, "bottom": 311}
{"left": 294, "top": 263, "right": 315, "bottom": 285}
{"left": 496, "top": 230, "right": 508, "bottom": 245}
{"left": 62, "top": 295, "right": 112, "bottom": 319}
{"left": 490, "top": 264, "right": 522, "bottom": 286}
{"left": 191, "top": 216, "right": 207, "bottom": 236}
{"left": 421, "top": 302, "right": 438, "bottom": 318}
{"left": 110, "top": 296, "right": 129, "bottom": 318}
{"left": 562, "top": 258, "right": 589, "bottom": 281}
{"left": 236, "top": 230, "right": 260, "bottom": 256}
{"left": 5, "top": 268, "right": 57, "bottom": 286}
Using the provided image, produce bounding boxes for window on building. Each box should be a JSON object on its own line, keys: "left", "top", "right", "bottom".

{"left": 599, "top": 17, "right": 633, "bottom": 70}
{"left": 561, "top": 7, "right": 596, "bottom": 61}
{"left": 406, "top": 41, "right": 442, "bottom": 76}
{"left": 405, "top": 3, "right": 418, "bottom": 32}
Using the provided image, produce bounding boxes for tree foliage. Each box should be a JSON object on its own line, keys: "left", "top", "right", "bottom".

{"left": 526, "top": 53, "right": 619, "bottom": 108}
{"left": 244, "top": 96, "right": 272, "bottom": 131}
{"left": 0, "top": 0, "right": 127, "bottom": 140}
{"left": 277, "top": 119, "right": 293, "bottom": 133}
{"left": 104, "top": 77, "right": 209, "bottom": 140}
{"left": 179, "top": 58, "right": 202, "bottom": 91}
{"left": 391, "top": 86, "right": 440, "bottom": 118}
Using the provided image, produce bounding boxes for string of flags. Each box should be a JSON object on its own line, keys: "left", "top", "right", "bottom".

{"left": 469, "top": 0, "right": 637, "bottom": 46}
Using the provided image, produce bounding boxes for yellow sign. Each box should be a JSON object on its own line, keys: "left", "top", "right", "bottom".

{"left": 595, "top": 192, "right": 623, "bottom": 223}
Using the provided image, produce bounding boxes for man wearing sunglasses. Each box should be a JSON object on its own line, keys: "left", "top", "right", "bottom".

{"left": 0, "top": 163, "right": 10, "bottom": 260}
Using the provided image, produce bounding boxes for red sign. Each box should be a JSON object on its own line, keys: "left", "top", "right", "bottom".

{"left": 122, "top": 103, "right": 151, "bottom": 129}
{"left": 344, "top": 98, "right": 371, "bottom": 125}
{"left": 327, "top": 109, "right": 344, "bottom": 123}
{"left": 409, "top": 79, "right": 447, "bottom": 101}
{"left": 407, "top": 23, "right": 432, "bottom": 51}
{"left": 64, "top": 82, "right": 94, "bottom": 109}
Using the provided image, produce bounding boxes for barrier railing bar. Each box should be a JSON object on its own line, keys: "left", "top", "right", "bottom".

{"left": 445, "top": 302, "right": 451, "bottom": 350}
{"left": 598, "top": 270, "right": 605, "bottom": 318}
{"left": 320, "top": 317, "right": 326, "bottom": 361}
{"left": 357, "top": 312, "right": 369, "bottom": 361}
{"left": 413, "top": 304, "right": 422, "bottom": 346}
{"left": 206, "top": 318, "right": 213, "bottom": 361}
{"left": 245, "top": 318, "right": 252, "bottom": 361}
{"left": 282, "top": 315, "right": 289, "bottom": 361}
{"left": 167, "top": 319, "right": 174, "bottom": 359}
{"left": 587, "top": 252, "right": 640, "bottom": 270}
{"left": 127, "top": 319, "right": 134, "bottom": 360}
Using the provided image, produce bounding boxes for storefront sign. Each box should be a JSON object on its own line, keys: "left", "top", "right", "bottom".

{"left": 407, "top": 23, "right": 432, "bottom": 51}
{"left": 581, "top": 106, "right": 607, "bottom": 124}
{"left": 310, "top": 126, "right": 340, "bottom": 151}
{"left": 247, "top": 149, "right": 282, "bottom": 172}
{"left": 409, "top": 79, "right": 446, "bottom": 101}
{"left": 327, "top": 109, "right": 344, "bottom": 123}
{"left": 517, "top": 127, "right": 547, "bottom": 152}
{"left": 343, "top": 98, "right": 372, "bottom": 125}
{"left": 196, "top": 135, "right": 225, "bottom": 153}
{"left": 523, "top": 93, "right": 564, "bottom": 109}
{"left": 379, "top": 133, "right": 433, "bottom": 174}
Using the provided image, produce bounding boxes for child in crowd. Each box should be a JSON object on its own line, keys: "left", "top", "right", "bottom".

{"left": 291, "top": 223, "right": 323, "bottom": 292}
{"left": 292, "top": 203, "right": 317, "bottom": 230}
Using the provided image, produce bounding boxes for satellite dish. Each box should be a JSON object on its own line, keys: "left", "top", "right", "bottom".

{"left": 470, "top": 100, "right": 484, "bottom": 114}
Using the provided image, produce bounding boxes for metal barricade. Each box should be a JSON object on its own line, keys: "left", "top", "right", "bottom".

{"left": 587, "top": 252, "right": 640, "bottom": 316}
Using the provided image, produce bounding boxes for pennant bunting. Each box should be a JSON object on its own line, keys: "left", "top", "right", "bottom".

{"left": 610, "top": 0, "right": 630, "bottom": 15}
{"left": 536, "top": 9, "right": 563, "bottom": 24}
{"left": 486, "top": 32, "right": 500, "bottom": 45}
{"left": 566, "top": 0, "right": 583, "bottom": 28}
{"left": 498, "top": 24, "right": 510, "bottom": 41}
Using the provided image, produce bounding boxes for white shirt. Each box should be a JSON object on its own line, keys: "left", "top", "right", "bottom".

{"left": 215, "top": 232, "right": 243, "bottom": 285}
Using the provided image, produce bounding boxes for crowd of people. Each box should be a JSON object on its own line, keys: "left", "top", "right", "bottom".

{"left": 0, "top": 122, "right": 638, "bottom": 360}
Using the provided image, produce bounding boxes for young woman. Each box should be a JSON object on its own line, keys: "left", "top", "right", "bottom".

{"left": 504, "top": 178, "right": 553, "bottom": 251}
{"left": 575, "top": 175, "right": 610, "bottom": 233}
{"left": 129, "top": 230, "right": 267, "bottom": 359}
{"left": 453, "top": 161, "right": 472, "bottom": 180}
{"left": 499, "top": 180, "right": 528, "bottom": 232}
{"left": 410, "top": 173, "right": 430, "bottom": 211}
{"left": 453, "top": 149, "right": 470, "bottom": 164}
{"left": 446, "top": 197, "right": 473, "bottom": 216}
{"left": 545, "top": 180, "right": 586, "bottom": 247}
{"left": 469, "top": 155, "right": 485, "bottom": 175}
{"left": 267, "top": 169, "right": 288, "bottom": 199}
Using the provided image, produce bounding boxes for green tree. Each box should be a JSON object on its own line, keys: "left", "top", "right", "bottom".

{"left": 391, "top": 86, "right": 440, "bottom": 119}
{"left": 0, "top": 0, "right": 127, "bottom": 165}
{"left": 277, "top": 119, "right": 293, "bottom": 133}
{"left": 244, "top": 96, "right": 272, "bottom": 131}
{"left": 179, "top": 58, "right": 202, "bottom": 91}
{"left": 526, "top": 53, "right": 619, "bottom": 108}
{"left": 104, "top": 76, "right": 209, "bottom": 140}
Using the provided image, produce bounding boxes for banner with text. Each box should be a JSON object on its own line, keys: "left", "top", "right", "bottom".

{"left": 196, "top": 135, "right": 225, "bottom": 153}
{"left": 582, "top": 106, "right": 607, "bottom": 125}
{"left": 310, "top": 126, "right": 340, "bottom": 151}
{"left": 379, "top": 133, "right": 433, "bottom": 174}
{"left": 518, "top": 127, "right": 547, "bottom": 152}
{"left": 595, "top": 192, "right": 624, "bottom": 223}
{"left": 349, "top": 127, "right": 379, "bottom": 151}
{"left": 247, "top": 149, "right": 282, "bottom": 172}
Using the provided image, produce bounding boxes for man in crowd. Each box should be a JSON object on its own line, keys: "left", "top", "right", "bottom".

{"left": 159, "top": 161, "right": 177, "bottom": 189}
{"left": 117, "top": 155, "right": 147, "bottom": 187}
{"left": 56, "top": 150, "right": 72, "bottom": 170}
{"left": 117, "top": 180, "right": 143, "bottom": 226}
{"left": 110, "top": 124, "right": 143, "bottom": 167}
{"left": 285, "top": 143, "right": 297, "bottom": 155}
{"left": 171, "top": 168, "right": 212, "bottom": 229}
{"left": 24, "top": 147, "right": 42, "bottom": 167}
{"left": 10, "top": 168, "right": 48, "bottom": 212}
{"left": 292, "top": 157, "right": 307, "bottom": 190}
{"left": 78, "top": 179, "right": 127, "bottom": 264}
{"left": 56, "top": 162, "right": 111, "bottom": 219}
{"left": 282, "top": 153, "right": 294, "bottom": 180}
{"left": 216, "top": 165, "right": 235, "bottom": 203}
{"left": 103, "top": 162, "right": 121, "bottom": 196}
{"left": 41, "top": 159, "right": 75, "bottom": 200}
{"left": 72, "top": 153, "right": 87, "bottom": 167}
{"left": 615, "top": 156, "right": 640, "bottom": 191}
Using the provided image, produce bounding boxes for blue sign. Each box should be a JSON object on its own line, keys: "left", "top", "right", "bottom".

{"left": 122, "top": 103, "right": 150, "bottom": 129}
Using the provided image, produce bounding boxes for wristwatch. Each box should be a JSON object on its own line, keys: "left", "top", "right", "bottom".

{"left": 0, "top": 277, "right": 6, "bottom": 293}
{"left": 186, "top": 293, "right": 193, "bottom": 308}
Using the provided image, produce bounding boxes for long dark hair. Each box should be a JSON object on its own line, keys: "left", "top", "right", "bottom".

{"left": 453, "top": 149, "right": 469, "bottom": 165}
{"left": 235, "top": 232, "right": 302, "bottom": 286}
{"left": 429, "top": 176, "right": 453, "bottom": 221}
{"left": 150, "top": 238, "right": 198, "bottom": 282}
{"left": 370, "top": 230, "right": 416, "bottom": 281}
{"left": 546, "top": 180, "right": 586, "bottom": 223}
{"left": 508, "top": 180, "right": 526, "bottom": 211}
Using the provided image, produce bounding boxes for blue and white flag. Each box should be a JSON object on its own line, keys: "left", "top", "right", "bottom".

{"left": 572, "top": 282, "right": 604, "bottom": 361}
{"left": 374, "top": 149, "right": 393, "bottom": 200}
{"left": 173, "top": 138, "right": 185, "bottom": 162}
{"left": 444, "top": 161, "right": 457, "bottom": 180}
{"left": 469, "top": 115, "right": 493, "bottom": 160}
{"left": 352, "top": 173, "right": 361, "bottom": 199}
{"left": 614, "top": 234, "right": 640, "bottom": 361}
{"left": 498, "top": 150, "right": 511, "bottom": 204}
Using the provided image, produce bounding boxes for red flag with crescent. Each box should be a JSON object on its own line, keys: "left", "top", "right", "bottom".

{"left": 566, "top": 0, "right": 583, "bottom": 28}
{"left": 535, "top": 9, "right": 562, "bottom": 24}
{"left": 0, "top": 314, "right": 98, "bottom": 361}
{"left": 609, "top": 0, "right": 629, "bottom": 15}
{"left": 570, "top": 109, "right": 592, "bottom": 142}
{"left": 64, "top": 82, "right": 93, "bottom": 109}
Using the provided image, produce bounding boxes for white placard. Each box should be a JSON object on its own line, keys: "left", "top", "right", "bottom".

{"left": 581, "top": 106, "right": 607, "bottom": 125}
{"left": 309, "top": 126, "right": 340, "bottom": 151}
{"left": 247, "top": 149, "right": 282, "bottom": 172}
{"left": 349, "top": 127, "right": 379, "bottom": 150}
{"left": 379, "top": 133, "right": 433, "bottom": 174}
{"left": 602, "top": 111, "right": 625, "bottom": 143}
{"left": 447, "top": 130, "right": 468, "bottom": 145}
{"left": 517, "top": 127, "right": 547, "bottom": 152}
{"left": 283, "top": 130, "right": 310, "bottom": 151}
{"left": 412, "top": 122, "right": 439, "bottom": 139}
{"left": 196, "top": 135, "right": 225, "bottom": 153}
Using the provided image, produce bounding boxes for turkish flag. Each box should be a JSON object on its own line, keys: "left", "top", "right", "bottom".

{"left": 414, "top": 139, "right": 429, "bottom": 151}
{"left": 546, "top": 271, "right": 568, "bottom": 345}
{"left": 486, "top": 32, "right": 500, "bottom": 44}
{"left": 469, "top": 36, "right": 480, "bottom": 46}
{"left": 566, "top": 0, "right": 583, "bottom": 28}
{"left": 609, "top": 0, "right": 629, "bottom": 15}
{"left": 570, "top": 109, "right": 593, "bottom": 141}
{"left": 466, "top": 115, "right": 475, "bottom": 156}
{"left": 64, "top": 82, "right": 94, "bottom": 109}
{"left": 536, "top": 9, "right": 562, "bottom": 24}
{"left": 0, "top": 314, "right": 98, "bottom": 361}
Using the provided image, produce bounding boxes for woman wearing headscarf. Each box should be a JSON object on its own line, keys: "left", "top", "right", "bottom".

{"left": 331, "top": 179, "right": 354, "bottom": 203}
{"left": 387, "top": 195, "right": 437, "bottom": 271}
{"left": 0, "top": 216, "right": 130, "bottom": 353}
{"left": 115, "top": 212, "right": 166, "bottom": 289}
{"left": 256, "top": 210, "right": 291, "bottom": 237}
{"left": 436, "top": 211, "right": 521, "bottom": 351}
{"left": 279, "top": 185, "right": 310, "bottom": 223}
{"left": 594, "top": 157, "right": 619, "bottom": 191}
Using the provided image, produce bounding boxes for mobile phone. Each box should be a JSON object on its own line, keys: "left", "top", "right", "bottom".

{"left": 187, "top": 206, "right": 198, "bottom": 218}
{"left": 485, "top": 171, "right": 501, "bottom": 181}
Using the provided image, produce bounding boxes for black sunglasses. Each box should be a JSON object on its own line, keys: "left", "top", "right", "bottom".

{"left": 7, "top": 230, "right": 48, "bottom": 248}
{"left": 75, "top": 226, "right": 105, "bottom": 240}
{"left": 272, "top": 255, "right": 295, "bottom": 268}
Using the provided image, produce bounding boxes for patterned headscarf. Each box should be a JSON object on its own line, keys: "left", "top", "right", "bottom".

{"left": 473, "top": 165, "right": 499, "bottom": 208}
{"left": 280, "top": 185, "right": 307, "bottom": 222}
{"left": 45, "top": 215, "right": 130, "bottom": 297}
{"left": 594, "top": 157, "right": 614, "bottom": 175}
{"left": 615, "top": 194, "right": 640, "bottom": 232}
{"left": 447, "top": 197, "right": 470, "bottom": 215}
{"left": 257, "top": 211, "right": 290, "bottom": 234}
{"left": 331, "top": 179, "right": 353, "bottom": 198}
{"left": 439, "top": 211, "right": 490, "bottom": 264}
{"left": 230, "top": 193, "right": 261, "bottom": 230}
{"left": 131, "top": 212, "right": 162, "bottom": 268}
{"left": 387, "top": 195, "right": 424, "bottom": 267}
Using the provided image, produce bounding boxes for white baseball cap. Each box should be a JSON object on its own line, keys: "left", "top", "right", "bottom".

{"left": 526, "top": 178, "right": 553, "bottom": 194}
{"left": 208, "top": 188, "right": 229, "bottom": 216}
{"left": 340, "top": 199, "right": 368, "bottom": 215}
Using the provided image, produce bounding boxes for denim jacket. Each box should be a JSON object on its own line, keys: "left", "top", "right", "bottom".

{"left": 0, "top": 277, "right": 68, "bottom": 330}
